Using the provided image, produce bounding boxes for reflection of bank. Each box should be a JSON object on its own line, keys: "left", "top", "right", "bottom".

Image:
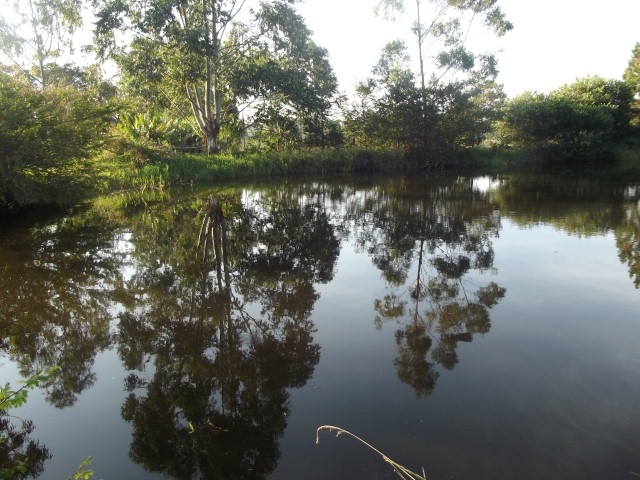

{"left": 118, "top": 193, "right": 336, "bottom": 479}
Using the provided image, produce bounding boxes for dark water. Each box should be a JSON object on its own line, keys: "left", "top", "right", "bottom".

{"left": 1, "top": 174, "right": 639, "bottom": 480}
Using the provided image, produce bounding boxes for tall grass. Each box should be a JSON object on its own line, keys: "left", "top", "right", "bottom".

{"left": 93, "top": 138, "right": 640, "bottom": 196}
{"left": 95, "top": 144, "right": 415, "bottom": 191}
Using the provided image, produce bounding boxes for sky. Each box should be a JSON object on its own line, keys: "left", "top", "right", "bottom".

{"left": 3, "top": 0, "right": 636, "bottom": 99}
{"left": 296, "top": 0, "right": 640, "bottom": 98}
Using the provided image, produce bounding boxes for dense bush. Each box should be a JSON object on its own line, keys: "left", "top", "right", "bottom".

{"left": 492, "top": 77, "right": 635, "bottom": 163}
{"left": 0, "top": 73, "right": 118, "bottom": 209}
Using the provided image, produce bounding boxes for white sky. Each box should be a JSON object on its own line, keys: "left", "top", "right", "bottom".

{"left": 4, "top": 0, "right": 636, "bottom": 100}
{"left": 297, "top": 0, "right": 640, "bottom": 98}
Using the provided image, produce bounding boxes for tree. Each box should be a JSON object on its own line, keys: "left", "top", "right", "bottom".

{"left": 624, "top": 42, "right": 640, "bottom": 99}
{"left": 231, "top": 3, "right": 338, "bottom": 151}
{"left": 551, "top": 76, "right": 634, "bottom": 141}
{"left": 358, "top": 176, "right": 505, "bottom": 396}
{"left": 0, "top": 370, "right": 59, "bottom": 478}
{"left": 623, "top": 42, "right": 640, "bottom": 129}
{"left": 0, "top": 71, "right": 118, "bottom": 209}
{"left": 0, "top": 212, "right": 119, "bottom": 405}
{"left": 93, "top": 0, "right": 241, "bottom": 153}
{"left": 94, "top": 0, "right": 337, "bottom": 153}
{"left": 374, "top": 0, "right": 512, "bottom": 148}
{"left": 0, "top": 0, "right": 83, "bottom": 90}
{"left": 494, "top": 77, "right": 634, "bottom": 161}
{"left": 343, "top": 40, "right": 423, "bottom": 151}
{"left": 104, "top": 187, "right": 337, "bottom": 477}
{"left": 342, "top": 39, "right": 505, "bottom": 154}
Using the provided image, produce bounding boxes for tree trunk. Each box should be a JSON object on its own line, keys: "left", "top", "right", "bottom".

{"left": 415, "top": 0, "right": 431, "bottom": 149}
{"left": 204, "top": 117, "right": 221, "bottom": 154}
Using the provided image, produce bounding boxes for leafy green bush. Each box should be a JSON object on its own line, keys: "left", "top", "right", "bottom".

{"left": 114, "top": 111, "right": 200, "bottom": 146}
{"left": 0, "top": 73, "right": 118, "bottom": 210}
{"left": 0, "top": 368, "right": 59, "bottom": 479}
{"left": 493, "top": 77, "right": 635, "bottom": 163}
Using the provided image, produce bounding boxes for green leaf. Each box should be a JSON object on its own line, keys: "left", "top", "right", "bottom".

{"left": 70, "top": 455, "right": 94, "bottom": 480}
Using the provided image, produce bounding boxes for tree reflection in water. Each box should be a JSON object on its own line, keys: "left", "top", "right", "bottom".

{"left": 356, "top": 177, "right": 507, "bottom": 397}
{"left": 0, "top": 414, "right": 50, "bottom": 479}
{"left": 0, "top": 213, "right": 120, "bottom": 408}
{"left": 1, "top": 176, "right": 640, "bottom": 478}
{"left": 115, "top": 191, "right": 339, "bottom": 479}
{"left": 616, "top": 187, "right": 640, "bottom": 288}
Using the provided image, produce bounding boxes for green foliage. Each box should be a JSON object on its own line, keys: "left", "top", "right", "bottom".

{"left": 623, "top": 42, "right": 640, "bottom": 131}
{"left": 69, "top": 456, "right": 93, "bottom": 480}
{"left": 95, "top": 0, "right": 338, "bottom": 154}
{"left": 96, "top": 146, "right": 411, "bottom": 191}
{"left": 369, "top": 0, "right": 512, "bottom": 153}
{"left": 0, "top": 367, "right": 60, "bottom": 411}
{"left": 342, "top": 40, "right": 505, "bottom": 156}
{"left": 551, "top": 76, "right": 634, "bottom": 140}
{"left": 0, "top": 367, "right": 60, "bottom": 479}
{"left": 0, "top": 0, "right": 83, "bottom": 89}
{"left": 0, "top": 368, "right": 94, "bottom": 479}
{"left": 0, "top": 71, "right": 119, "bottom": 209}
{"left": 494, "top": 77, "right": 635, "bottom": 163}
{"left": 342, "top": 42, "right": 422, "bottom": 151}
{"left": 115, "top": 111, "right": 199, "bottom": 146}
{"left": 624, "top": 42, "right": 640, "bottom": 99}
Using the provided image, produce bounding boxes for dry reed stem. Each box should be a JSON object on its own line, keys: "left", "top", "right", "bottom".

{"left": 316, "top": 425, "right": 427, "bottom": 480}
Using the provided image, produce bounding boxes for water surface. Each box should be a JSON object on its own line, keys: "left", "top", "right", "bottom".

{"left": 1, "top": 174, "right": 639, "bottom": 479}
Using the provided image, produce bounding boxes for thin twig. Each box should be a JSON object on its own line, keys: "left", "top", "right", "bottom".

{"left": 316, "top": 425, "right": 427, "bottom": 480}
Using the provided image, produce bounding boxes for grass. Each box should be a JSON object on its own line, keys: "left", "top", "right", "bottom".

{"left": 116, "top": 148, "right": 412, "bottom": 188}
{"left": 92, "top": 138, "right": 423, "bottom": 192}
{"left": 5, "top": 135, "right": 640, "bottom": 213}
{"left": 316, "top": 425, "right": 427, "bottom": 480}
{"left": 106, "top": 140, "right": 640, "bottom": 191}
{"left": 64, "top": 130, "right": 640, "bottom": 198}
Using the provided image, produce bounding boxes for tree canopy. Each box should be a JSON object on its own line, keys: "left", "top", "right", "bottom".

{"left": 493, "top": 76, "right": 635, "bottom": 162}
{"left": 0, "top": 0, "right": 83, "bottom": 89}
{"left": 93, "top": 0, "right": 338, "bottom": 153}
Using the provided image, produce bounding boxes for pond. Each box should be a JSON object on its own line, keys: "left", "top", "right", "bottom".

{"left": 1, "top": 174, "right": 639, "bottom": 480}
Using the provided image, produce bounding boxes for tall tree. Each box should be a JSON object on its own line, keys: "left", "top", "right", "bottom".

{"left": 624, "top": 42, "right": 640, "bottom": 129}
{"left": 624, "top": 42, "right": 640, "bottom": 99}
{"left": 376, "top": 0, "right": 511, "bottom": 87}
{"left": 375, "top": 0, "right": 512, "bottom": 148}
{"left": 0, "top": 0, "right": 82, "bottom": 89}
{"left": 228, "top": 2, "right": 338, "bottom": 151}
{"left": 343, "top": 40, "right": 504, "bottom": 152}
{"left": 363, "top": 40, "right": 423, "bottom": 150}
{"left": 93, "top": 0, "right": 241, "bottom": 153}
{"left": 94, "top": 0, "right": 337, "bottom": 153}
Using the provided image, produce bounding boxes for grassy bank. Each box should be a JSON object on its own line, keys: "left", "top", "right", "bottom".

{"left": 97, "top": 144, "right": 416, "bottom": 191}
{"left": 96, "top": 138, "right": 542, "bottom": 192}
{"left": 4, "top": 138, "right": 640, "bottom": 215}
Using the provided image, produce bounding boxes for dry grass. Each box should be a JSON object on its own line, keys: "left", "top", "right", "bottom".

{"left": 316, "top": 425, "right": 427, "bottom": 480}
